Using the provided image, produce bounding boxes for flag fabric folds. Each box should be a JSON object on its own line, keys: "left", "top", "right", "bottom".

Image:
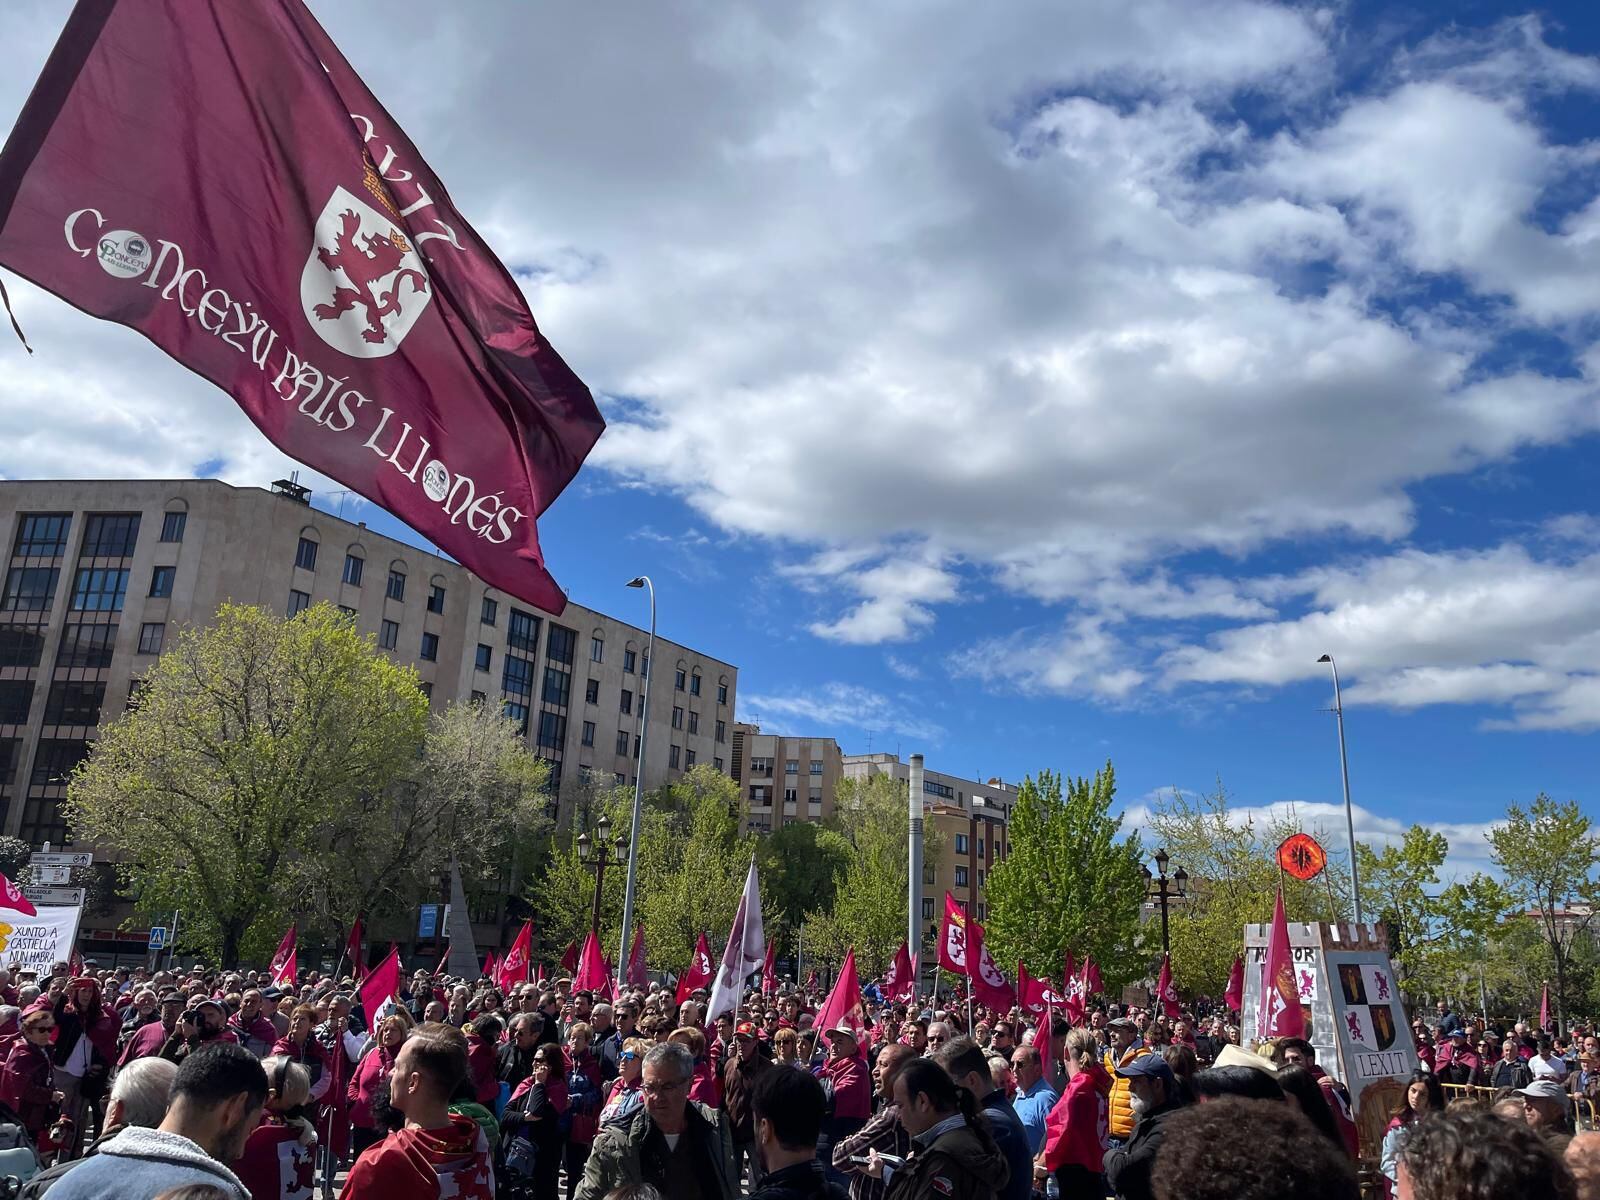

{"left": 676, "top": 932, "right": 714, "bottom": 1005}
{"left": 1018, "top": 961, "right": 1061, "bottom": 1015}
{"left": 358, "top": 945, "right": 400, "bottom": 1026}
{"left": 482, "top": 951, "right": 497, "bottom": 981}
{"left": 937, "top": 892, "right": 969, "bottom": 974}
{"left": 760, "top": 939, "right": 777, "bottom": 997}
{"left": 574, "top": 930, "right": 609, "bottom": 995}
{"left": 627, "top": 927, "right": 648, "bottom": 988}
{"left": 268, "top": 924, "right": 297, "bottom": 986}
{"left": 1224, "top": 955, "right": 1244, "bottom": 1013}
{"left": 1082, "top": 955, "right": 1103, "bottom": 1000}
{"left": 0, "top": 873, "right": 36, "bottom": 917}
{"left": 964, "top": 917, "right": 1017, "bottom": 1011}
{"left": 0, "top": 0, "right": 604, "bottom": 612}
{"left": 1156, "top": 953, "right": 1181, "bottom": 1019}
{"left": 344, "top": 917, "right": 364, "bottom": 981}
{"left": 884, "top": 943, "right": 917, "bottom": 1003}
{"left": 815, "top": 948, "right": 868, "bottom": 1046}
{"left": 706, "top": 860, "right": 766, "bottom": 1022}
{"left": 1257, "top": 889, "right": 1304, "bottom": 1039}
{"left": 560, "top": 942, "right": 580, "bottom": 974}
{"left": 497, "top": 921, "right": 532, "bottom": 994}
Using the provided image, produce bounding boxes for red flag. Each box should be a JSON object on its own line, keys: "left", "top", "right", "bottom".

{"left": 965, "top": 918, "right": 1016, "bottom": 1011}
{"left": 0, "top": 873, "right": 36, "bottom": 917}
{"left": 1224, "top": 955, "right": 1244, "bottom": 1013}
{"left": 533, "top": 961, "right": 548, "bottom": 988}
{"left": 1082, "top": 955, "right": 1103, "bottom": 999}
{"left": 268, "top": 924, "right": 297, "bottom": 986}
{"left": 1257, "top": 888, "right": 1304, "bottom": 1038}
{"left": 1540, "top": 983, "right": 1550, "bottom": 1032}
{"left": 761, "top": 939, "right": 778, "bottom": 997}
{"left": 884, "top": 943, "right": 917, "bottom": 1004}
{"left": 560, "top": 942, "right": 580, "bottom": 974}
{"left": 1155, "top": 953, "right": 1181, "bottom": 1019}
{"left": 937, "top": 892, "right": 969, "bottom": 974}
{"left": 675, "top": 932, "right": 714, "bottom": 1005}
{"left": 433, "top": 939, "right": 452, "bottom": 977}
{"left": 815, "top": 949, "right": 868, "bottom": 1047}
{"left": 804, "top": 970, "right": 819, "bottom": 993}
{"left": 1018, "top": 961, "right": 1062, "bottom": 1015}
{"left": 627, "top": 927, "right": 648, "bottom": 988}
{"left": 0, "top": 0, "right": 604, "bottom": 612}
{"left": 482, "top": 951, "right": 497, "bottom": 980}
{"left": 575, "top": 931, "right": 609, "bottom": 994}
{"left": 358, "top": 945, "right": 400, "bottom": 1025}
{"left": 497, "top": 921, "right": 532, "bottom": 993}
{"left": 344, "top": 917, "right": 364, "bottom": 981}
{"left": 1062, "top": 950, "right": 1078, "bottom": 997}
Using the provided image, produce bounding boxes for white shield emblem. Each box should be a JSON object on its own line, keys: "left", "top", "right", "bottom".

{"left": 300, "top": 185, "right": 431, "bottom": 358}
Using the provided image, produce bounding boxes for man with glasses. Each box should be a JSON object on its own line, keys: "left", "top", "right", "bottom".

{"left": 576, "top": 1041, "right": 737, "bottom": 1200}
{"left": 924, "top": 1021, "right": 952, "bottom": 1054}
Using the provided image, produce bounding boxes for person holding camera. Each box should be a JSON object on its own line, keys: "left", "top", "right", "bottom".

{"left": 119, "top": 993, "right": 188, "bottom": 1066}
{"left": 175, "top": 1000, "right": 239, "bottom": 1063}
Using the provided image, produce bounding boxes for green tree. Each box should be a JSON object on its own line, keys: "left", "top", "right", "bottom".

{"left": 1146, "top": 782, "right": 1349, "bottom": 996}
{"left": 530, "top": 782, "right": 650, "bottom": 960}
{"left": 66, "top": 603, "right": 427, "bottom": 965}
{"left": 639, "top": 766, "right": 756, "bottom": 966}
{"left": 984, "top": 765, "right": 1146, "bottom": 992}
{"left": 1488, "top": 794, "right": 1600, "bottom": 1030}
{"left": 758, "top": 821, "right": 851, "bottom": 952}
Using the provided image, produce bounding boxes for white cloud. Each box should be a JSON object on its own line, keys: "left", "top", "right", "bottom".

{"left": 741, "top": 682, "right": 945, "bottom": 744}
{"left": 805, "top": 553, "right": 960, "bottom": 645}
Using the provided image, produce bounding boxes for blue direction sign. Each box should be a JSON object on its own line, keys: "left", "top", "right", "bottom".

{"left": 148, "top": 926, "right": 168, "bottom": 950}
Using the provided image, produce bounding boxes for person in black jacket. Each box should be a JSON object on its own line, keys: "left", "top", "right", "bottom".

{"left": 932, "top": 1036, "right": 1030, "bottom": 1200}
{"left": 1104, "top": 1053, "right": 1187, "bottom": 1200}
{"left": 749, "top": 1067, "right": 847, "bottom": 1200}
{"left": 497, "top": 1013, "right": 540, "bottom": 1092}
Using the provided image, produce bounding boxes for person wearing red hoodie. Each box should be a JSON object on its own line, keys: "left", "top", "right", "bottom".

{"left": 348, "top": 1010, "right": 413, "bottom": 1157}
{"left": 1038, "top": 1028, "right": 1112, "bottom": 1200}
{"left": 340, "top": 1022, "right": 494, "bottom": 1200}
{"left": 1, "top": 1009, "right": 63, "bottom": 1145}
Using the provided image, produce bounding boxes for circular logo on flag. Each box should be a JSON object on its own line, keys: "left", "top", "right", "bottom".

{"left": 421, "top": 461, "right": 451, "bottom": 502}
{"left": 96, "top": 230, "right": 152, "bottom": 279}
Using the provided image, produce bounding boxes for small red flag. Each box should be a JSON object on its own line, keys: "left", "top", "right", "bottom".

{"left": 964, "top": 918, "right": 1016, "bottom": 1011}
{"left": 1257, "top": 889, "right": 1304, "bottom": 1038}
{"left": 344, "top": 917, "right": 364, "bottom": 981}
{"left": 575, "top": 931, "right": 609, "bottom": 994}
{"left": 884, "top": 943, "right": 916, "bottom": 1003}
{"left": 1224, "top": 955, "right": 1244, "bottom": 1013}
{"left": 1082, "top": 955, "right": 1103, "bottom": 999}
{"left": 0, "top": 873, "right": 36, "bottom": 917}
{"left": 627, "top": 927, "right": 649, "bottom": 987}
{"left": 804, "top": 969, "right": 819, "bottom": 993}
{"left": 761, "top": 939, "right": 778, "bottom": 996}
{"left": 268, "top": 924, "right": 297, "bottom": 986}
{"left": 815, "top": 948, "right": 868, "bottom": 1047}
{"left": 675, "top": 932, "right": 714, "bottom": 1005}
{"left": 497, "top": 921, "right": 532, "bottom": 993}
{"left": 482, "top": 951, "right": 497, "bottom": 980}
{"left": 358, "top": 945, "right": 400, "bottom": 1025}
{"left": 1540, "top": 982, "right": 1550, "bottom": 1032}
{"left": 1155, "top": 953, "right": 1182, "bottom": 1019}
{"left": 433, "top": 939, "right": 451, "bottom": 977}
{"left": 937, "top": 892, "right": 968, "bottom": 974}
{"left": 1018, "top": 961, "right": 1062, "bottom": 1015}
{"left": 560, "top": 941, "right": 580, "bottom": 974}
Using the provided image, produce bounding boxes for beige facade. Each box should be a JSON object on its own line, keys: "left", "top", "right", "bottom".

{"left": 0, "top": 478, "right": 739, "bottom": 857}
{"left": 728, "top": 723, "right": 845, "bottom": 831}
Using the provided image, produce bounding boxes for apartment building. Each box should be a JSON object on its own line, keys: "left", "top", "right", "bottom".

{"left": 0, "top": 478, "right": 739, "bottom": 955}
{"left": 728, "top": 723, "right": 845, "bottom": 830}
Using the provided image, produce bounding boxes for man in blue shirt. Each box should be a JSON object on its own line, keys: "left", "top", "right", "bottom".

{"left": 1009, "top": 1042, "right": 1059, "bottom": 1155}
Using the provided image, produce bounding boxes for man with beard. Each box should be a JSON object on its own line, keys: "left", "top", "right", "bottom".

{"left": 45, "top": 1043, "right": 265, "bottom": 1200}
{"left": 1103, "top": 1054, "right": 1186, "bottom": 1200}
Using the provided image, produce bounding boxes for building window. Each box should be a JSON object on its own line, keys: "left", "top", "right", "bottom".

{"left": 784, "top": 759, "right": 798, "bottom": 774}
{"left": 922, "top": 897, "right": 935, "bottom": 921}
{"left": 620, "top": 689, "right": 632, "bottom": 716}
{"left": 13, "top": 514, "right": 70, "bottom": 558}
{"left": 750, "top": 757, "right": 772, "bottom": 775}
{"left": 670, "top": 668, "right": 684, "bottom": 691}
{"left": 503, "top": 701, "right": 529, "bottom": 734}
{"left": 475, "top": 644, "right": 492, "bottom": 672}
{"left": 30, "top": 738, "right": 88, "bottom": 787}
{"left": 616, "top": 730, "right": 630, "bottom": 756}
{"left": 56, "top": 623, "right": 116, "bottom": 669}
{"left": 71, "top": 568, "right": 129, "bottom": 612}
{"left": 148, "top": 565, "right": 175, "bottom": 598}
{"left": 690, "top": 672, "right": 701, "bottom": 696}
{"left": 542, "top": 667, "right": 571, "bottom": 707}
{"left": 978, "top": 869, "right": 985, "bottom": 887}
{"left": 977, "top": 838, "right": 985, "bottom": 858}
{"left": 342, "top": 554, "right": 364, "bottom": 586}
{"left": 295, "top": 537, "right": 318, "bottom": 571}
{"left": 809, "top": 789, "right": 822, "bottom": 805}
{"left": 379, "top": 619, "right": 399, "bottom": 650}
{"left": 287, "top": 589, "right": 311, "bottom": 617}
{"left": 923, "top": 865, "right": 935, "bottom": 885}
{"left": 783, "top": 787, "right": 797, "bottom": 804}
{"left": 420, "top": 632, "right": 439, "bottom": 661}
{"left": 590, "top": 637, "right": 604, "bottom": 663}
{"left": 138, "top": 622, "right": 165, "bottom": 655}
{"left": 536, "top": 711, "right": 566, "bottom": 748}
{"left": 81, "top": 513, "right": 140, "bottom": 558}
{"left": 809, "top": 760, "right": 823, "bottom": 776}
{"left": 0, "top": 623, "right": 46, "bottom": 668}
{"left": 0, "top": 682, "right": 34, "bottom": 724}
{"left": 546, "top": 625, "right": 576, "bottom": 665}
{"left": 481, "top": 596, "right": 497, "bottom": 625}
{"left": 43, "top": 680, "right": 104, "bottom": 726}
{"left": 634, "top": 734, "right": 641, "bottom": 758}
{"left": 714, "top": 757, "right": 724, "bottom": 772}
{"left": 715, "top": 720, "right": 726, "bottom": 743}
{"left": 672, "top": 706, "right": 684, "bottom": 730}
{"left": 1, "top": 567, "right": 59, "bottom": 612}
{"left": 623, "top": 649, "right": 636, "bottom": 674}
{"left": 686, "top": 748, "right": 697, "bottom": 767}
{"left": 955, "top": 833, "right": 969, "bottom": 854}
{"left": 640, "top": 654, "right": 649, "bottom": 679}
{"left": 386, "top": 569, "right": 406, "bottom": 601}
{"left": 337, "top": 605, "right": 357, "bottom": 621}
{"left": 427, "top": 584, "right": 445, "bottom": 614}
{"left": 750, "top": 786, "right": 769, "bottom": 804}
{"left": 159, "top": 512, "right": 186, "bottom": 543}
{"left": 717, "top": 682, "right": 728, "bottom": 705}
{"left": 508, "top": 609, "right": 539, "bottom": 653}
{"left": 503, "top": 655, "right": 534, "bottom": 698}
{"left": 954, "top": 866, "right": 969, "bottom": 887}
{"left": 585, "top": 678, "right": 599, "bottom": 704}
{"left": 581, "top": 721, "right": 595, "bottom": 747}
{"left": 688, "top": 711, "right": 699, "bottom": 736}
{"left": 925, "top": 779, "right": 954, "bottom": 799}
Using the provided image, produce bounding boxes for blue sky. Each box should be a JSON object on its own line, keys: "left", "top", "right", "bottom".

{"left": 5, "top": 0, "right": 1600, "bottom": 879}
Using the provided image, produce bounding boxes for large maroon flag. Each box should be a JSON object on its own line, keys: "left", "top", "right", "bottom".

{"left": 1257, "top": 889, "right": 1304, "bottom": 1039}
{"left": 883, "top": 942, "right": 915, "bottom": 1003}
{"left": 0, "top": 0, "right": 603, "bottom": 612}
{"left": 815, "top": 948, "right": 868, "bottom": 1048}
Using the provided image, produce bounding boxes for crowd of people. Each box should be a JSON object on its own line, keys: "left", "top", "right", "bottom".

{"left": 0, "top": 956, "right": 1590, "bottom": 1200}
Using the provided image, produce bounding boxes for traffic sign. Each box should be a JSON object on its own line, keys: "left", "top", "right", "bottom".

{"left": 22, "top": 886, "right": 84, "bottom": 905}
{"left": 148, "top": 926, "right": 168, "bottom": 950}
{"left": 32, "top": 866, "right": 70, "bottom": 885}
{"left": 29, "top": 852, "right": 92, "bottom": 868}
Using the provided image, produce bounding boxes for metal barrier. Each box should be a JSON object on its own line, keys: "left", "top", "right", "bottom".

{"left": 1440, "top": 1082, "right": 1598, "bottom": 1130}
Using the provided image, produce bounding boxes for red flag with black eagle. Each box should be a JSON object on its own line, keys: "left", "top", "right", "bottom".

{"left": 0, "top": 0, "right": 604, "bottom": 612}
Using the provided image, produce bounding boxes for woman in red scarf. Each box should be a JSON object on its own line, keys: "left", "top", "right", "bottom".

{"left": 504, "top": 1042, "right": 567, "bottom": 1200}
{"left": 348, "top": 1010, "right": 413, "bottom": 1159}
{"left": 271, "top": 1005, "right": 330, "bottom": 1104}
{"left": 50, "top": 976, "right": 121, "bottom": 1156}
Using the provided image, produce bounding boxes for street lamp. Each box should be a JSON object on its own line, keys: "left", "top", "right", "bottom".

{"left": 577, "top": 812, "right": 629, "bottom": 935}
{"left": 1316, "top": 654, "right": 1363, "bottom": 924}
{"left": 617, "top": 576, "right": 656, "bottom": 984}
{"left": 1142, "top": 848, "right": 1187, "bottom": 955}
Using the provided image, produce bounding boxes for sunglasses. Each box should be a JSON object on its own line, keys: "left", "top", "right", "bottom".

{"left": 620, "top": 1051, "right": 639, "bottom": 1061}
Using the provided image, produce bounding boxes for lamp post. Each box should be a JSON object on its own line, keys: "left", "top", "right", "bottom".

{"left": 577, "top": 812, "right": 629, "bottom": 935}
{"left": 1316, "top": 654, "right": 1363, "bottom": 924}
{"left": 617, "top": 576, "right": 656, "bottom": 981}
{"left": 1142, "top": 848, "right": 1187, "bottom": 956}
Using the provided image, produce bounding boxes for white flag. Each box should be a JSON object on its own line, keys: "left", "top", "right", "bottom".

{"left": 706, "top": 860, "right": 766, "bottom": 1023}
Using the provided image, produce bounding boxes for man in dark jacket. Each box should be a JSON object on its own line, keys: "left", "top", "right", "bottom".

{"left": 1103, "top": 1053, "right": 1186, "bottom": 1200}
{"left": 750, "top": 1067, "right": 847, "bottom": 1199}
{"left": 833, "top": 1043, "right": 914, "bottom": 1200}
{"left": 932, "top": 1037, "right": 1031, "bottom": 1200}
{"left": 724, "top": 1019, "right": 774, "bottom": 1188}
